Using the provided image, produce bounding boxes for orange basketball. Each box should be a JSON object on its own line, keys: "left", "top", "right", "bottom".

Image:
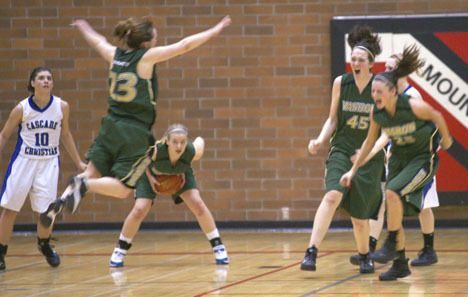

{"left": 153, "top": 174, "right": 184, "bottom": 195}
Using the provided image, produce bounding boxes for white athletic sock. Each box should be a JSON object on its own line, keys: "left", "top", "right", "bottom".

{"left": 206, "top": 229, "right": 220, "bottom": 241}
{"left": 119, "top": 233, "right": 133, "bottom": 244}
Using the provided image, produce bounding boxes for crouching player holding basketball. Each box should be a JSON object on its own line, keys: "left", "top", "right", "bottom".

{"left": 109, "top": 123, "right": 229, "bottom": 267}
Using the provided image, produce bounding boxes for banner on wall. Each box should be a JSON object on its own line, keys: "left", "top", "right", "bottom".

{"left": 330, "top": 14, "right": 467, "bottom": 205}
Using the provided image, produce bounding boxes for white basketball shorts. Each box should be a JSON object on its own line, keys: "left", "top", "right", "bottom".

{"left": 0, "top": 155, "right": 59, "bottom": 213}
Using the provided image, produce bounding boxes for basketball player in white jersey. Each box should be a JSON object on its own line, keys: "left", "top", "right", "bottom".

{"left": 0, "top": 67, "right": 86, "bottom": 271}
{"left": 349, "top": 53, "right": 439, "bottom": 267}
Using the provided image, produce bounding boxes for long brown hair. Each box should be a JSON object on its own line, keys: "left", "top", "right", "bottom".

{"left": 374, "top": 44, "right": 425, "bottom": 90}
{"left": 347, "top": 25, "right": 381, "bottom": 63}
{"left": 113, "top": 17, "right": 154, "bottom": 49}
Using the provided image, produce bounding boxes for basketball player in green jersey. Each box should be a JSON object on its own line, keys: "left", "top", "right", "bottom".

{"left": 349, "top": 52, "right": 440, "bottom": 267}
{"left": 300, "top": 25, "right": 385, "bottom": 274}
{"left": 340, "top": 45, "right": 453, "bottom": 281}
{"left": 40, "top": 16, "right": 231, "bottom": 226}
{"left": 109, "top": 124, "right": 229, "bottom": 268}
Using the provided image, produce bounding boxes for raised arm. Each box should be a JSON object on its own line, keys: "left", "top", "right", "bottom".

{"left": 72, "top": 19, "right": 116, "bottom": 63}
{"left": 308, "top": 76, "right": 341, "bottom": 154}
{"left": 0, "top": 105, "right": 23, "bottom": 153}
{"left": 409, "top": 98, "right": 453, "bottom": 150}
{"left": 60, "top": 101, "right": 86, "bottom": 171}
{"left": 340, "top": 111, "right": 381, "bottom": 187}
{"left": 192, "top": 137, "right": 205, "bottom": 161}
{"left": 141, "top": 16, "right": 231, "bottom": 65}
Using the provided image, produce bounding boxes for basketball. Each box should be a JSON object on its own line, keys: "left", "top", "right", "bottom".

{"left": 153, "top": 174, "right": 184, "bottom": 195}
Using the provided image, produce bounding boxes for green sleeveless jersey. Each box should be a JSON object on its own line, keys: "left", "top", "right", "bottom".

{"left": 150, "top": 142, "right": 196, "bottom": 175}
{"left": 373, "top": 94, "right": 439, "bottom": 160}
{"left": 330, "top": 73, "right": 376, "bottom": 155}
{"left": 108, "top": 48, "right": 158, "bottom": 129}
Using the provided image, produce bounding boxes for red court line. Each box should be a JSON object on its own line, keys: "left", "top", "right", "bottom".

{"left": 8, "top": 248, "right": 468, "bottom": 257}
{"left": 193, "top": 252, "right": 334, "bottom": 297}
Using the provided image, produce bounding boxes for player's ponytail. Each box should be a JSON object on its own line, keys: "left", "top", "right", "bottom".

{"left": 347, "top": 25, "right": 381, "bottom": 63}
{"left": 113, "top": 17, "right": 154, "bottom": 49}
{"left": 374, "top": 44, "right": 425, "bottom": 90}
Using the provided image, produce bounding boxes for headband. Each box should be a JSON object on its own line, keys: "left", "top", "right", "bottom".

{"left": 167, "top": 127, "right": 188, "bottom": 135}
{"left": 354, "top": 45, "right": 375, "bottom": 60}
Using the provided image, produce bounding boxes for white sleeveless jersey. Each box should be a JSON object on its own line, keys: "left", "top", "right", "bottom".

{"left": 403, "top": 85, "right": 422, "bottom": 99}
{"left": 17, "top": 95, "right": 62, "bottom": 159}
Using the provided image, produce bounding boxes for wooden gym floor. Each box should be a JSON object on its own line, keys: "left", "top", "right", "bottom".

{"left": 0, "top": 229, "right": 467, "bottom": 297}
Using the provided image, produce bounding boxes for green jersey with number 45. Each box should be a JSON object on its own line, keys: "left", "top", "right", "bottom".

{"left": 373, "top": 94, "right": 439, "bottom": 160}
{"left": 330, "top": 73, "right": 375, "bottom": 156}
{"left": 108, "top": 48, "right": 158, "bottom": 129}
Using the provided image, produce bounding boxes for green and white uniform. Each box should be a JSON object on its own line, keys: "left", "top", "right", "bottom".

{"left": 326, "top": 73, "right": 385, "bottom": 219}
{"left": 149, "top": 141, "right": 197, "bottom": 204}
{"left": 373, "top": 94, "right": 440, "bottom": 215}
{"left": 87, "top": 48, "right": 158, "bottom": 198}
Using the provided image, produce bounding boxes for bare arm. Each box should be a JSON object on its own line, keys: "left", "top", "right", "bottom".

{"left": 340, "top": 111, "right": 381, "bottom": 187}
{"left": 60, "top": 101, "right": 86, "bottom": 171}
{"left": 141, "top": 16, "right": 231, "bottom": 65}
{"left": 192, "top": 137, "right": 205, "bottom": 161}
{"left": 308, "top": 76, "right": 341, "bottom": 154}
{"left": 72, "top": 19, "right": 116, "bottom": 63}
{"left": 0, "top": 105, "right": 23, "bottom": 152}
{"left": 410, "top": 98, "right": 453, "bottom": 150}
{"left": 352, "top": 132, "right": 389, "bottom": 165}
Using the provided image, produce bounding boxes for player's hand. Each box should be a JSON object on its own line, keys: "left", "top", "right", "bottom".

{"left": 70, "top": 19, "right": 89, "bottom": 28}
{"left": 77, "top": 161, "right": 87, "bottom": 172}
{"left": 146, "top": 168, "right": 161, "bottom": 194}
{"left": 308, "top": 139, "right": 321, "bottom": 155}
{"left": 340, "top": 171, "right": 354, "bottom": 188}
{"left": 179, "top": 173, "right": 186, "bottom": 188}
{"left": 214, "top": 15, "right": 232, "bottom": 33}
{"left": 441, "top": 136, "right": 453, "bottom": 151}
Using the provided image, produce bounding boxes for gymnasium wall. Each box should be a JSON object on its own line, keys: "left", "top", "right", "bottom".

{"left": 0, "top": 0, "right": 466, "bottom": 226}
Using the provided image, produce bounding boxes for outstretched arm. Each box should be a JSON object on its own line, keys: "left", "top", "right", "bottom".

{"left": 72, "top": 19, "right": 116, "bottom": 63}
{"left": 308, "top": 76, "right": 341, "bottom": 154}
{"left": 60, "top": 101, "right": 86, "bottom": 171}
{"left": 142, "top": 16, "right": 231, "bottom": 65}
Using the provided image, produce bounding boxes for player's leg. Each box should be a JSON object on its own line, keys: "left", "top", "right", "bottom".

{"left": 180, "top": 189, "right": 229, "bottom": 264}
{"left": 351, "top": 217, "right": 374, "bottom": 273}
{"left": 301, "top": 190, "right": 343, "bottom": 271}
{"left": 375, "top": 190, "right": 411, "bottom": 281}
{"left": 109, "top": 173, "right": 155, "bottom": 267}
{"left": 109, "top": 198, "right": 152, "bottom": 267}
{"left": 411, "top": 207, "right": 438, "bottom": 266}
{"left": 0, "top": 209, "right": 17, "bottom": 270}
{"left": 411, "top": 178, "right": 438, "bottom": 266}
{"left": 33, "top": 158, "right": 61, "bottom": 267}
{"left": 0, "top": 156, "right": 34, "bottom": 270}
{"left": 350, "top": 193, "right": 384, "bottom": 265}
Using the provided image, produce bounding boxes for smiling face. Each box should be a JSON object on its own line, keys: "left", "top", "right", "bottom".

{"left": 371, "top": 79, "right": 397, "bottom": 109}
{"left": 166, "top": 132, "right": 188, "bottom": 158}
{"left": 350, "top": 47, "right": 373, "bottom": 77}
{"left": 31, "top": 70, "right": 53, "bottom": 94}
